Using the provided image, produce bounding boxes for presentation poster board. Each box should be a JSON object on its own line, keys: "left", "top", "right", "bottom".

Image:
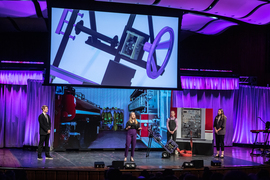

{"left": 181, "top": 108, "right": 202, "bottom": 138}
{"left": 176, "top": 108, "right": 213, "bottom": 144}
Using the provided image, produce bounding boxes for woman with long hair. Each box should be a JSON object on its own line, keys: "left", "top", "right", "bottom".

{"left": 124, "top": 112, "right": 142, "bottom": 162}
{"left": 213, "top": 108, "right": 227, "bottom": 158}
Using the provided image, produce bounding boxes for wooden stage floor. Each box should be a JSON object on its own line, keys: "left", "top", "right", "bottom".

{"left": 0, "top": 147, "right": 269, "bottom": 168}
{"left": 1, "top": 147, "right": 270, "bottom": 180}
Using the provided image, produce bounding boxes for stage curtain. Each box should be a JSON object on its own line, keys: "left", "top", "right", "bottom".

{"left": 172, "top": 89, "right": 235, "bottom": 146}
{"left": 233, "top": 85, "right": 270, "bottom": 144}
{"left": 24, "top": 80, "right": 55, "bottom": 148}
{"left": 0, "top": 84, "right": 27, "bottom": 148}
{"left": 0, "top": 85, "right": 3, "bottom": 147}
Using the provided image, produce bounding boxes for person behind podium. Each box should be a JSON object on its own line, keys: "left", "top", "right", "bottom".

{"left": 214, "top": 108, "right": 227, "bottom": 158}
{"left": 37, "top": 105, "right": 53, "bottom": 160}
{"left": 124, "top": 112, "right": 142, "bottom": 162}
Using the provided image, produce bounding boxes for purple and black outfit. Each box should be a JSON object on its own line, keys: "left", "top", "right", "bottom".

{"left": 213, "top": 115, "right": 227, "bottom": 151}
{"left": 124, "top": 121, "right": 140, "bottom": 157}
{"left": 166, "top": 117, "right": 178, "bottom": 142}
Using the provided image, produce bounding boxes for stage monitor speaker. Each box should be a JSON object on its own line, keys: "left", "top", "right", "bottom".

{"left": 162, "top": 151, "right": 171, "bottom": 158}
{"left": 182, "top": 161, "right": 195, "bottom": 168}
{"left": 112, "top": 161, "right": 124, "bottom": 169}
{"left": 125, "top": 162, "right": 136, "bottom": 169}
{"left": 94, "top": 162, "right": 105, "bottom": 168}
{"left": 211, "top": 160, "right": 221, "bottom": 166}
{"left": 191, "top": 160, "right": 204, "bottom": 168}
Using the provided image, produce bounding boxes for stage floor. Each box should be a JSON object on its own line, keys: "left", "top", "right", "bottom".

{"left": 0, "top": 147, "right": 269, "bottom": 169}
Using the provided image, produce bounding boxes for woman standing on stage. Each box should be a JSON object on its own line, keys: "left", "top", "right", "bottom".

{"left": 166, "top": 110, "right": 178, "bottom": 154}
{"left": 124, "top": 112, "right": 142, "bottom": 162}
{"left": 166, "top": 110, "right": 178, "bottom": 143}
{"left": 214, "top": 108, "right": 227, "bottom": 158}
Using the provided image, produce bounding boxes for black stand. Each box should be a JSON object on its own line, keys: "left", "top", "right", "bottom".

{"left": 250, "top": 131, "right": 261, "bottom": 155}
{"left": 146, "top": 133, "right": 154, "bottom": 157}
{"left": 250, "top": 117, "right": 270, "bottom": 156}
{"left": 250, "top": 130, "right": 270, "bottom": 155}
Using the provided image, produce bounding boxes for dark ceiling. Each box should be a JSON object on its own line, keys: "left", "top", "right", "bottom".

{"left": 1, "top": 0, "right": 270, "bottom": 34}
{"left": 1, "top": 0, "right": 270, "bottom": 86}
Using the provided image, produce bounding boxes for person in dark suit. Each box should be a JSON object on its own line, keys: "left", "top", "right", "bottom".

{"left": 37, "top": 105, "right": 53, "bottom": 160}
{"left": 213, "top": 108, "right": 227, "bottom": 158}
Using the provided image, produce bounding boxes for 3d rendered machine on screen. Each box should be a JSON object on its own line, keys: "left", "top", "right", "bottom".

{"left": 51, "top": 8, "right": 175, "bottom": 86}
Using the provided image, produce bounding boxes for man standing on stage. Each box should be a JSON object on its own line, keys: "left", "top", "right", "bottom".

{"left": 37, "top": 105, "right": 53, "bottom": 160}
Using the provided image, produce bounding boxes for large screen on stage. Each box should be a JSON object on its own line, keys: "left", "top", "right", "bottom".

{"left": 53, "top": 87, "right": 172, "bottom": 150}
{"left": 49, "top": 5, "right": 180, "bottom": 89}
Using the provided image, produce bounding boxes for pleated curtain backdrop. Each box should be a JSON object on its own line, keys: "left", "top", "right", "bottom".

{"left": 233, "top": 85, "right": 270, "bottom": 144}
{"left": 0, "top": 85, "right": 4, "bottom": 148}
{"left": 24, "top": 80, "right": 55, "bottom": 148}
{"left": 1, "top": 82, "right": 270, "bottom": 148}
{"left": 0, "top": 84, "right": 27, "bottom": 148}
{"left": 172, "top": 89, "right": 235, "bottom": 146}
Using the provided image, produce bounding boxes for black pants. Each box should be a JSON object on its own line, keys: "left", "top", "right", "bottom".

{"left": 38, "top": 134, "right": 50, "bottom": 157}
{"left": 215, "top": 134, "right": 225, "bottom": 151}
{"left": 167, "top": 131, "right": 177, "bottom": 142}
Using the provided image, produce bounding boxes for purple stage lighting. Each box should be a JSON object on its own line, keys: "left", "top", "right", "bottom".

{"left": 1, "top": 61, "right": 44, "bottom": 64}
{"left": 157, "top": 0, "right": 213, "bottom": 11}
{"left": 197, "top": 19, "right": 238, "bottom": 35}
{"left": 0, "top": 1, "right": 37, "bottom": 17}
{"left": 181, "top": 13, "right": 217, "bottom": 32}
{"left": 95, "top": 0, "right": 155, "bottom": 5}
{"left": 181, "top": 13, "right": 238, "bottom": 35}
{"left": 200, "top": 69, "right": 233, "bottom": 73}
{"left": 206, "top": 0, "right": 265, "bottom": 19}
{"left": 0, "top": 70, "right": 44, "bottom": 85}
{"left": 38, "top": 1, "right": 48, "bottom": 18}
{"left": 240, "top": 3, "right": 270, "bottom": 25}
{"left": 181, "top": 76, "right": 239, "bottom": 90}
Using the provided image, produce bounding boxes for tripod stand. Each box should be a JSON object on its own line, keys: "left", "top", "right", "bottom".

{"left": 146, "top": 132, "right": 155, "bottom": 157}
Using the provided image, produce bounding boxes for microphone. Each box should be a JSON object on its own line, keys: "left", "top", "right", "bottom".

{"left": 257, "top": 117, "right": 270, "bottom": 130}
{"left": 257, "top": 117, "right": 265, "bottom": 123}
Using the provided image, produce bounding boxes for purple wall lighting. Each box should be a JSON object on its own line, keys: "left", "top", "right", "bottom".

{"left": 0, "top": 70, "right": 44, "bottom": 85}
{"left": 95, "top": 0, "right": 270, "bottom": 26}
{"left": 200, "top": 69, "right": 233, "bottom": 72}
{"left": 181, "top": 13, "right": 238, "bottom": 35}
{"left": 1, "top": 61, "right": 44, "bottom": 64}
{"left": 181, "top": 76, "right": 239, "bottom": 90}
{"left": 95, "top": 0, "right": 155, "bottom": 5}
{"left": 197, "top": 19, "right": 238, "bottom": 35}
{"left": 181, "top": 13, "right": 217, "bottom": 32}
{"left": 154, "top": 0, "right": 213, "bottom": 11}
{"left": 38, "top": 1, "right": 48, "bottom": 18}
{"left": 0, "top": 1, "right": 37, "bottom": 17}
{"left": 206, "top": 0, "right": 265, "bottom": 19}
{"left": 240, "top": 3, "right": 270, "bottom": 25}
